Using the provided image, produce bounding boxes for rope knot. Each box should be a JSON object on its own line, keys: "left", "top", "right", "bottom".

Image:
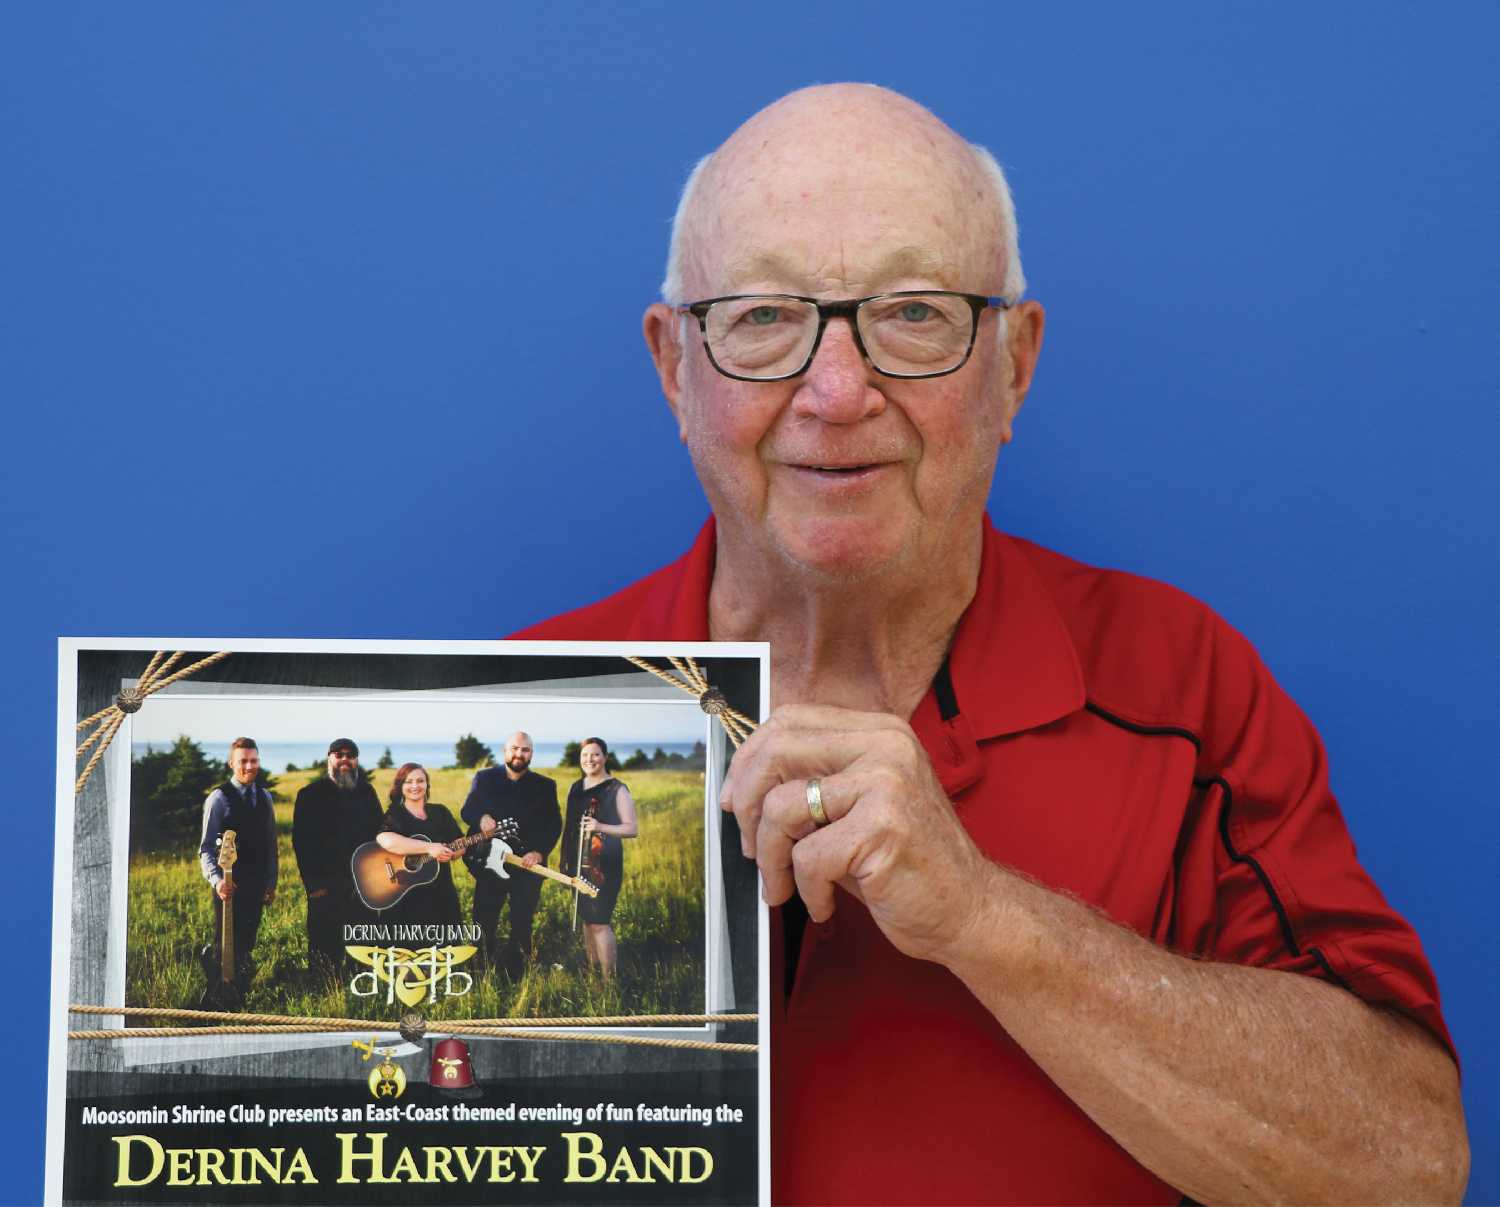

{"left": 399, "top": 1011, "right": 427, "bottom": 1044}
{"left": 698, "top": 687, "right": 728, "bottom": 716}
{"left": 114, "top": 688, "right": 145, "bottom": 714}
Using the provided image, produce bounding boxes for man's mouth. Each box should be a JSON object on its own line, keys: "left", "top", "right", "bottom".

{"left": 790, "top": 461, "right": 891, "bottom": 482}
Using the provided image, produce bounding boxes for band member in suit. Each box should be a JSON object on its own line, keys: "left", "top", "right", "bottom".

{"left": 198, "top": 737, "right": 278, "bottom": 982}
{"left": 291, "top": 737, "right": 383, "bottom": 972}
{"left": 461, "top": 731, "right": 562, "bottom": 978}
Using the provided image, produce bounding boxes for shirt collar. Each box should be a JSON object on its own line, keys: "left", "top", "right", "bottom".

{"left": 667, "top": 515, "right": 1084, "bottom": 737}
{"left": 946, "top": 517, "right": 1085, "bottom": 739}
{"left": 625, "top": 517, "right": 717, "bottom": 641}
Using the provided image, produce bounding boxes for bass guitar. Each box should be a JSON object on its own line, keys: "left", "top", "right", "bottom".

{"left": 197, "top": 829, "right": 245, "bottom": 1010}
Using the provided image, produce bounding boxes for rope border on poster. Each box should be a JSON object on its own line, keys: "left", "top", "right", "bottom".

{"left": 68, "top": 653, "right": 761, "bottom": 1053}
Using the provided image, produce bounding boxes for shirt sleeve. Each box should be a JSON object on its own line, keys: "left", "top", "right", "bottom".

{"left": 535, "top": 778, "right": 563, "bottom": 858}
{"left": 198, "top": 790, "right": 228, "bottom": 884}
{"left": 1172, "top": 615, "right": 1457, "bottom": 1064}
{"left": 262, "top": 787, "right": 279, "bottom": 891}
{"left": 460, "top": 771, "right": 488, "bottom": 829}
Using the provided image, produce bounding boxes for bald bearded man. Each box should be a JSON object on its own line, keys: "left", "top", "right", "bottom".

{"left": 520, "top": 85, "right": 1467, "bottom": 1203}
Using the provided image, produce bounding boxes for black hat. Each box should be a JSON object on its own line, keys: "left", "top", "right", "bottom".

{"left": 328, "top": 738, "right": 359, "bottom": 756}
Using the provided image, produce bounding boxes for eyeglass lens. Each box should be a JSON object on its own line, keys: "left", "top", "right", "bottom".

{"left": 702, "top": 294, "right": 976, "bottom": 380}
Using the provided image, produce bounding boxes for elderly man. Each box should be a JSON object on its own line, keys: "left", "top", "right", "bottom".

{"left": 520, "top": 85, "right": 1467, "bottom": 1202}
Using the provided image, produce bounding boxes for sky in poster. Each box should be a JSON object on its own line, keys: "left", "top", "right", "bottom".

{"left": 131, "top": 694, "right": 706, "bottom": 753}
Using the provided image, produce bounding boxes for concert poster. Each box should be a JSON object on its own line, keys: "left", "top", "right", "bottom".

{"left": 47, "top": 639, "right": 769, "bottom": 1206}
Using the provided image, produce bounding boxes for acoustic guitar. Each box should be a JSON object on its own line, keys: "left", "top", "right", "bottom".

{"left": 351, "top": 819, "right": 599, "bottom": 911}
{"left": 197, "top": 829, "right": 244, "bottom": 1010}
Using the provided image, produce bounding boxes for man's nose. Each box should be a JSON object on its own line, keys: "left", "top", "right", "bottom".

{"left": 791, "top": 317, "right": 885, "bottom": 423}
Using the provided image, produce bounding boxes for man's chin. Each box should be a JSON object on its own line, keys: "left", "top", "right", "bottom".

{"left": 770, "top": 516, "right": 917, "bottom": 585}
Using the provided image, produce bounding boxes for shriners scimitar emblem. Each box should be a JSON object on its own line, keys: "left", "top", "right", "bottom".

{"left": 368, "top": 1054, "right": 406, "bottom": 1100}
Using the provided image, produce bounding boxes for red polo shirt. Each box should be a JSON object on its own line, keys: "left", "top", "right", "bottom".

{"left": 517, "top": 516, "right": 1454, "bottom": 1205}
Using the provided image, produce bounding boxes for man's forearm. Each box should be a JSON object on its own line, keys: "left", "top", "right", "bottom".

{"left": 945, "top": 864, "right": 1469, "bottom": 1203}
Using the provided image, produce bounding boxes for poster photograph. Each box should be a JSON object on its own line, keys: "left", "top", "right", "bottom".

{"left": 48, "top": 639, "right": 768, "bottom": 1206}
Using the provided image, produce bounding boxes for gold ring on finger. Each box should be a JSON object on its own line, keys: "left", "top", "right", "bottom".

{"left": 806, "top": 778, "right": 830, "bottom": 828}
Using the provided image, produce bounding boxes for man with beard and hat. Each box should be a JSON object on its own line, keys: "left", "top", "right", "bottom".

{"left": 461, "top": 731, "right": 561, "bottom": 978}
{"left": 292, "top": 738, "right": 383, "bottom": 971}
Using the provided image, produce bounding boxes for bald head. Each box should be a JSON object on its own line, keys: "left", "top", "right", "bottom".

{"left": 662, "top": 85, "right": 1024, "bottom": 305}
{"left": 502, "top": 731, "right": 534, "bottom": 778}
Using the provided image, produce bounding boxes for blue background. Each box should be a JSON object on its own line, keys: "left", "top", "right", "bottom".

{"left": 4, "top": 4, "right": 1497, "bottom": 1200}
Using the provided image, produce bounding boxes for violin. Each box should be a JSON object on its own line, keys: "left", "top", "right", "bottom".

{"left": 579, "top": 793, "right": 606, "bottom": 890}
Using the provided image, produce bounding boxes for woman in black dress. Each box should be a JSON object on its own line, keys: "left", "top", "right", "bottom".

{"left": 560, "top": 738, "right": 638, "bottom": 977}
{"left": 374, "top": 763, "right": 462, "bottom": 930}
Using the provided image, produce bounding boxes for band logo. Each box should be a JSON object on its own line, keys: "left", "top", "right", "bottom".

{"left": 346, "top": 945, "right": 479, "bottom": 1006}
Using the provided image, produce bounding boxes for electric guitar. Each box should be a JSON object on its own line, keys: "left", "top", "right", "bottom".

{"left": 352, "top": 819, "right": 598, "bottom": 911}
{"left": 197, "top": 829, "right": 244, "bottom": 1010}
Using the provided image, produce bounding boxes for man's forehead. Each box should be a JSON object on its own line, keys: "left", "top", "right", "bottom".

{"left": 690, "top": 92, "right": 1001, "bottom": 294}
{"left": 718, "top": 245, "right": 963, "bottom": 295}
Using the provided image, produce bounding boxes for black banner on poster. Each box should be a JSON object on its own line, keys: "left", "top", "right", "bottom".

{"left": 66, "top": 1074, "right": 757, "bottom": 1205}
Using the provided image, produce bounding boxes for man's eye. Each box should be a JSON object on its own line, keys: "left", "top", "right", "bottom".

{"left": 747, "top": 306, "right": 782, "bottom": 325}
{"left": 898, "top": 302, "right": 935, "bottom": 322}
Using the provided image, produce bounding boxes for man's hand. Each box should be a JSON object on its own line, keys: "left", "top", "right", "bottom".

{"left": 215, "top": 878, "right": 234, "bottom": 900}
{"left": 720, "top": 704, "right": 1469, "bottom": 1201}
{"left": 719, "top": 703, "right": 988, "bottom": 965}
{"left": 521, "top": 851, "right": 542, "bottom": 869}
{"left": 427, "top": 842, "right": 456, "bottom": 862}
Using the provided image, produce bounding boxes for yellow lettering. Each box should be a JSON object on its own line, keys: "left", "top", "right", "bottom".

{"left": 513, "top": 1145, "right": 544, "bottom": 1182}
{"left": 454, "top": 1147, "right": 488, "bottom": 1182}
{"left": 338, "top": 1131, "right": 390, "bottom": 1183}
{"left": 485, "top": 1147, "right": 514, "bottom": 1183}
{"left": 284, "top": 1148, "right": 317, "bottom": 1184}
{"left": 246, "top": 1148, "right": 282, "bottom": 1183}
{"left": 166, "top": 1147, "right": 194, "bottom": 1185}
{"left": 388, "top": 1145, "right": 423, "bottom": 1182}
{"left": 113, "top": 1135, "right": 164, "bottom": 1188}
{"left": 424, "top": 1146, "right": 456, "bottom": 1183}
{"left": 198, "top": 1148, "right": 227, "bottom": 1186}
{"left": 674, "top": 1146, "right": 714, "bottom": 1184}
{"left": 642, "top": 1147, "right": 674, "bottom": 1182}
{"left": 563, "top": 1131, "right": 605, "bottom": 1183}
{"left": 608, "top": 1145, "right": 646, "bottom": 1183}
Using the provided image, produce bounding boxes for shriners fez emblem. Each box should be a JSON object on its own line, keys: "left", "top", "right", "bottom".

{"left": 429, "top": 1037, "right": 483, "bottom": 1099}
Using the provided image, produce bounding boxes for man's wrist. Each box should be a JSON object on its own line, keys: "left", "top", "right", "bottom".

{"left": 936, "top": 858, "right": 1029, "bottom": 985}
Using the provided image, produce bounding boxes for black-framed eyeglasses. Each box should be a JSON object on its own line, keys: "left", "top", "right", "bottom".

{"left": 676, "top": 291, "right": 1010, "bottom": 382}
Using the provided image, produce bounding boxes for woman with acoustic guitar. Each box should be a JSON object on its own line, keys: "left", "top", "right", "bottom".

{"left": 560, "top": 737, "right": 638, "bottom": 977}
{"left": 374, "top": 763, "right": 462, "bottom": 928}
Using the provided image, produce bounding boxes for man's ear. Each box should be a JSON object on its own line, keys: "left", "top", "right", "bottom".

{"left": 998, "top": 300, "right": 1045, "bottom": 444}
{"left": 643, "top": 303, "right": 688, "bottom": 441}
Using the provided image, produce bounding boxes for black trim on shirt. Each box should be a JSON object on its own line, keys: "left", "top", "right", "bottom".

{"left": 1083, "top": 701, "right": 1346, "bottom": 989}
{"left": 934, "top": 656, "right": 960, "bottom": 721}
